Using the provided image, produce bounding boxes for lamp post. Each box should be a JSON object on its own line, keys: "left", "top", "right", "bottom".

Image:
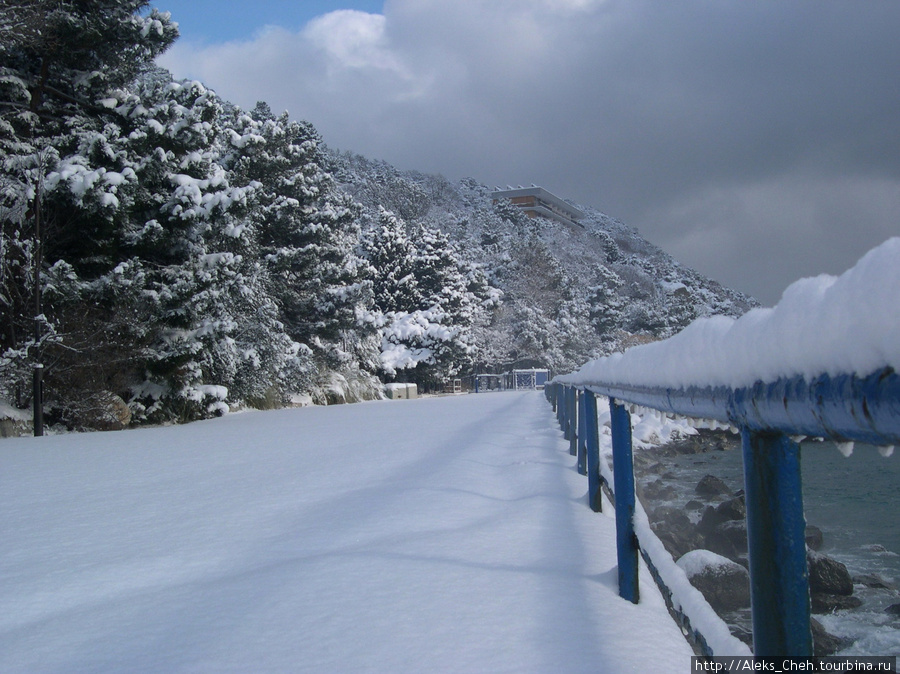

{"left": 31, "top": 163, "right": 43, "bottom": 437}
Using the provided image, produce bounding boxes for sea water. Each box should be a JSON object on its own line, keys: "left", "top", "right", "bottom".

{"left": 799, "top": 442, "right": 900, "bottom": 656}
{"left": 660, "top": 440, "right": 900, "bottom": 656}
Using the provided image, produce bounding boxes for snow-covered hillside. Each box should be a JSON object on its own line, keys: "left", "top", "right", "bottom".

{"left": 334, "top": 152, "right": 756, "bottom": 374}
{"left": 559, "top": 237, "right": 900, "bottom": 390}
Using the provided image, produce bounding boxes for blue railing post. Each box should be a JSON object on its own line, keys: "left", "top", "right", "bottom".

{"left": 609, "top": 397, "right": 639, "bottom": 603}
{"left": 560, "top": 383, "right": 567, "bottom": 429}
{"left": 568, "top": 386, "right": 578, "bottom": 456}
{"left": 545, "top": 367, "right": 900, "bottom": 656}
{"left": 583, "top": 390, "right": 602, "bottom": 512}
{"left": 742, "top": 429, "right": 812, "bottom": 657}
{"left": 577, "top": 389, "right": 587, "bottom": 475}
{"left": 556, "top": 383, "right": 564, "bottom": 430}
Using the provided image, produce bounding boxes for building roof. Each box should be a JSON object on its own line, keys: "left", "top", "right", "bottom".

{"left": 490, "top": 186, "right": 586, "bottom": 225}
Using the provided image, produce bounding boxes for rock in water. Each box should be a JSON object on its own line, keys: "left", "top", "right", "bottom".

{"left": 811, "top": 617, "right": 851, "bottom": 656}
{"left": 808, "top": 550, "right": 854, "bottom": 596}
{"left": 695, "top": 474, "right": 732, "bottom": 498}
{"left": 811, "top": 593, "right": 863, "bottom": 614}
{"left": 715, "top": 494, "right": 746, "bottom": 521}
{"left": 651, "top": 506, "right": 703, "bottom": 559}
{"left": 805, "top": 525, "right": 824, "bottom": 551}
{"left": 853, "top": 573, "right": 896, "bottom": 591}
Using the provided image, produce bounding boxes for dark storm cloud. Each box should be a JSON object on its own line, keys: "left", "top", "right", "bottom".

{"left": 159, "top": 0, "right": 900, "bottom": 304}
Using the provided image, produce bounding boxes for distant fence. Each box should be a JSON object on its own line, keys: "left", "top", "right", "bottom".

{"left": 546, "top": 368, "right": 900, "bottom": 657}
{"left": 472, "top": 369, "right": 551, "bottom": 392}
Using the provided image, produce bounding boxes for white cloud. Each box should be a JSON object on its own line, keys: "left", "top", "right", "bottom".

{"left": 303, "top": 11, "right": 403, "bottom": 74}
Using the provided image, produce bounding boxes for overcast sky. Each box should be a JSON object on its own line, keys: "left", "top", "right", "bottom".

{"left": 155, "top": 0, "right": 899, "bottom": 305}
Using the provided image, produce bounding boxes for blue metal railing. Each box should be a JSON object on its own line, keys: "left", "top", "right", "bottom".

{"left": 546, "top": 366, "right": 900, "bottom": 657}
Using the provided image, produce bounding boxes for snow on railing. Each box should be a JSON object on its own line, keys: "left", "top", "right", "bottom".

{"left": 547, "top": 238, "right": 900, "bottom": 658}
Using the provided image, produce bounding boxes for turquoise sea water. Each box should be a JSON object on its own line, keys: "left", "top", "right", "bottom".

{"left": 800, "top": 443, "right": 900, "bottom": 557}
{"left": 798, "top": 442, "right": 900, "bottom": 657}
{"left": 661, "top": 440, "right": 900, "bottom": 656}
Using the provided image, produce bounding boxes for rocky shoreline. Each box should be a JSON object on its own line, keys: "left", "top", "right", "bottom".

{"left": 633, "top": 429, "right": 899, "bottom": 656}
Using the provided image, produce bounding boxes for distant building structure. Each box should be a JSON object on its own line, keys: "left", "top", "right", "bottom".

{"left": 504, "top": 368, "right": 551, "bottom": 390}
{"left": 491, "top": 186, "right": 585, "bottom": 228}
{"left": 470, "top": 369, "right": 551, "bottom": 392}
{"left": 384, "top": 383, "right": 418, "bottom": 399}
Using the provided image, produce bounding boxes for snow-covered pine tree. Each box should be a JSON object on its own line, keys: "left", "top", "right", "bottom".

{"left": 0, "top": 0, "right": 177, "bottom": 419}
{"left": 364, "top": 207, "right": 422, "bottom": 314}
{"left": 362, "top": 208, "right": 493, "bottom": 386}
{"left": 0, "top": 1, "right": 312, "bottom": 424}
{"left": 409, "top": 222, "right": 487, "bottom": 374}
{"left": 114, "top": 73, "right": 314, "bottom": 422}
{"left": 587, "top": 264, "right": 625, "bottom": 339}
{"left": 662, "top": 284, "right": 699, "bottom": 337}
{"left": 226, "top": 103, "right": 378, "bottom": 401}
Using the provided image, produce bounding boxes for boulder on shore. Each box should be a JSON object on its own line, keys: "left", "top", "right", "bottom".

{"left": 696, "top": 497, "right": 748, "bottom": 562}
{"left": 79, "top": 391, "right": 132, "bottom": 431}
{"left": 706, "top": 520, "right": 748, "bottom": 560}
{"left": 805, "top": 525, "right": 824, "bottom": 551}
{"left": 808, "top": 550, "right": 854, "bottom": 596}
{"left": 640, "top": 478, "right": 678, "bottom": 502}
{"left": 651, "top": 506, "right": 704, "bottom": 559}
{"left": 677, "top": 549, "right": 751, "bottom": 612}
{"left": 695, "top": 474, "right": 732, "bottom": 498}
{"left": 0, "top": 401, "right": 32, "bottom": 437}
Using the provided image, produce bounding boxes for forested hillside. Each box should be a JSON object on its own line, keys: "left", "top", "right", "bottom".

{"left": 334, "top": 153, "right": 756, "bottom": 377}
{"left": 0, "top": 2, "right": 754, "bottom": 432}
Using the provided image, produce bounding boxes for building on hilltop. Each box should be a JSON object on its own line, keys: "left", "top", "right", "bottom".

{"left": 491, "top": 186, "right": 586, "bottom": 228}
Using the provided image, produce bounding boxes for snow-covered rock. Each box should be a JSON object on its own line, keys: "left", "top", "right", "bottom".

{"left": 677, "top": 549, "right": 751, "bottom": 612}
{"left": 0, "top": 400, "right": 31, "bottom": 438}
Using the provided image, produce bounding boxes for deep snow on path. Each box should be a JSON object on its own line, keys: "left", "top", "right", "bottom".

{"left": 0, "top": 392, "right": 693, "bottom": 673}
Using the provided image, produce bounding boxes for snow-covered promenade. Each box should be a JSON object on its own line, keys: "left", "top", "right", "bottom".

{"left": 0, "top": 391, "right": 692, "bottom": 673}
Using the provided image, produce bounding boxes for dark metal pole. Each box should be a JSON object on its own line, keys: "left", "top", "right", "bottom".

{"left": 32, "top": 364, "right": 43, "bottom": 436}
{"left": 32, "top": 176, "right": 43, "bottom": 437}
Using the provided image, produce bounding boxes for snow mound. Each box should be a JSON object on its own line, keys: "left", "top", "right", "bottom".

{"left": 677, "top": 549, "right": 740, "bottom": 578}
{"left": 0, "top": 400, "right": 30, "bottom": 422}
